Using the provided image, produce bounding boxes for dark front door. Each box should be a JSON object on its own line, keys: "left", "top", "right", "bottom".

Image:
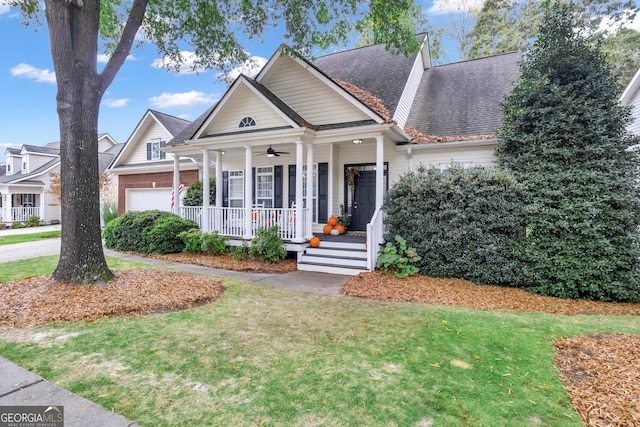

{"left": 350, "top": 170, "right": 376, "bottom": 231}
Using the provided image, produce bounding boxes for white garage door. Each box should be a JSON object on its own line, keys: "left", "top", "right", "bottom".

{"left": 126, "top": 188, "right": 174, "bottom": 212}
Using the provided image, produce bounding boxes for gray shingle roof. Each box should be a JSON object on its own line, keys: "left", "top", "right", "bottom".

{"left": 150, "top": 110, "right": 191, "bottom": 136}
{"left": 312, "top": 41, "right": 421, "bottom": 117}
{"left": 168, "top": 105, "right": 216, "bottom": 145}
{"left": 406, "top": 51, "right": 522, "bottom": 137}
{"left": 22, "top": 144, "right": 60, "bottom": 155}
{"left": 0, "top": 157, "right": 59, "bottom": 184}
{"left": 6, "top": 148, "right": 21, "bottom": 155}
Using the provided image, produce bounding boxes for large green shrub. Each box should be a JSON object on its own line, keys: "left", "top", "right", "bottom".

{"left": 182, "top": 178, "right": 216, "bottom": 206}
{"left": 249, "top": 226, "right": 287, "bottom": 263}
{"left": 178, "top": 229, "right": 229, "bottom": 255}
{"left": 103, "top": 210, "right": 197, "bottom": 254}
{"left": 383, "top": 165, "right": 526, "bottom": 286}
{"left": 496, "top": 2, "right": 640, "bottom": 302}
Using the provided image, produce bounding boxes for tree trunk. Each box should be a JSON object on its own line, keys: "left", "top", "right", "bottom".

{"left": 46, "top": 0, "right": 113, "bottom": 283}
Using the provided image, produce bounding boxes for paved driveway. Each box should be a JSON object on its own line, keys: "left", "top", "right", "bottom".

{"left": 0, "top": 238, "right": 61, "bottom": 263}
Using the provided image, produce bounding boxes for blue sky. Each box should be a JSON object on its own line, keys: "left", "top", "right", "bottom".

{"left": 0, "top": 0, "right": 638, "bottom": 163}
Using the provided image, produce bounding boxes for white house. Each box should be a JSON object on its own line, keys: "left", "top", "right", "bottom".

{"left": 620, "top": 67, "right": 640, "bottom": 135}
{"left": 112, "top": 35, "right": 521, "bottom": 274}
{"left": 0, "top": 134, "right": 121, "bottom": 225}
{"left": 108, "top": 109, "right": 197, "bottom": 214}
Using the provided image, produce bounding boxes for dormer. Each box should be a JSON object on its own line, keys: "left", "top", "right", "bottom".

{"left": 20, "top": 145, "right": 60, "bottom": 174}
{"left": 4, "top": 148, "right": 21, "bottom": 176}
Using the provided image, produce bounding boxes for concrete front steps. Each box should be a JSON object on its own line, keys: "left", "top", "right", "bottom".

{"left": 298, "top": 239, "right": 369, "bottom": 276}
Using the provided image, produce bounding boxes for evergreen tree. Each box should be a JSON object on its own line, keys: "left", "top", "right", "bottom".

{"left": 182, "top": 179, "right": 216, "bottom": 207}
{"left": 496, "top": 2, "right": 640, "bottom": 302}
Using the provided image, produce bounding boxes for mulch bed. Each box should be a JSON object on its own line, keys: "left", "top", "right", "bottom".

{"left": 148, "top": 252, "right": 298, "bottom": 273}
{"left": 0, "top": 269, "right": 225, "bottom": 326}
{"left": 341, "top": 271, "right": 640, "bottom": 316}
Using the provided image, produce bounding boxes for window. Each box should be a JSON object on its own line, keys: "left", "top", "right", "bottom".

{"left": 229, "top": 170, "right": 244, "bottom": 208}
{"left": 22, "top": 160, "right": 27, "bottom": 172}
{"left": 146, "top": 141, "right": 166, "bottom": 161}
{"left": 151, "top": 141, "right": 161, "bottom": 160}
{"left": 256, "top": 166, "right": 273, "bottom": 208}
{"left": 6, "top": 164, "right": 10, "bottom": 173}
{"left": 303, "top": 164, "right": 318, "bottom": 222}
{"left": 239, "top": 116, "right": 257, "bottom": 128}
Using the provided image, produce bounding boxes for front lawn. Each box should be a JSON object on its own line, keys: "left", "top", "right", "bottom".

{"left": 0, "top": 230, "right": 61, "bottom": 245}
{"left": 1, "top": 258, "right": 639, "bottom": 426}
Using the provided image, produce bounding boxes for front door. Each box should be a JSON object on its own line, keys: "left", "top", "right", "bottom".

{"left": 350, "top": 170, "right": 376, "bottom": 231}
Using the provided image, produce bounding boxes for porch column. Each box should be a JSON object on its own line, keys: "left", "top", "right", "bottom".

{"left": 7, "top": 192, "right": 12, "bottom": 223}
{"left": 408, "top": 146, "right": 414, "bottom": 172}
{"left": 328, "top": 143, "right": 334, "bottom": 217}
{"left": 376, "top": 135, "right": 384, "bottom": 211}
{"left": 40, "top": 189, "right": 45, "bottom": 222}
{"left": 172, "top": 155, "right": 180, "bottom": 215}
{"left": 306, "top": 143, "right": 314, "bottom": 238}
{"left": 243, "top": 145, "right": 252, "bottom": 239}
{"left": 202, "top": 149, "right": 210, "bottom": 232}
{"left": 215, "top": 151, "right": 223, "bottom": 207}
{"left": 294, "top": 141, "right": 304, "bottom": 242}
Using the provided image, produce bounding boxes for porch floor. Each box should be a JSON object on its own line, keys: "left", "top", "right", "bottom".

{"left": 313, "top": 232, "right": 366, "bottom": 244}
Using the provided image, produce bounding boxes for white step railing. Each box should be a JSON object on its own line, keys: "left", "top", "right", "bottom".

{"left": 366, "top": 208, "right": 386, "bottom": 271}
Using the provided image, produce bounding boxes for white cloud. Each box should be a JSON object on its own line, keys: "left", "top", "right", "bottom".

{"left": 98, "top": 53, "right": 137, "bottom": 64}
{"left": 149, "top": 91, "right": 218, "bottom": 109}
{"left": 151, "top": 51, "right": 206, "bottom": 75}
{"left": 0, "top": 4, "right": 10, "bottom": 15}
{"left": 10, "top": 63, "right": 56, "bottom": 84}
{"left": 220, "top": 56, "right": 268, "bottom": 81}
{"left": 102, "top": 98, "right": 130, "bottom": 108}
{"left": 427, "top": 0, "right": 485, "bottom": 15}
{"left": 598, "top": 10, "right": 640, "bottom": 35}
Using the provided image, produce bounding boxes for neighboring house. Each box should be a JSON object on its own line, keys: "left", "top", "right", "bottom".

{"left": 0, "top": 134, "right": 121, "bottom": 225}
{"left": 123, "top": 35, "right": 519, "bottom": 274}
{"left": 620, "top": 67, "right": 640, "bottom": 135}
{"left": 108, "top": 109, "right": 198, "bottom": 214}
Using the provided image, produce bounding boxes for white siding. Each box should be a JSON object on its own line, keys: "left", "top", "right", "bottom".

{"left": 628, "top": 89, "right": 640, "bottom": 136}
{"left": 122, "top": 122, "right": 174, "bottom": 165}
{"left": 202, "top": 85, "right": 291, "bottom": 136}
{"left": 393, "top": 54, "right": 426, "bottom": 128}
{"left": 262, "top": 57, "right": 371, "bottom": 125}
{"left": 27, "top": 153, "right": 55, "bottom": 172}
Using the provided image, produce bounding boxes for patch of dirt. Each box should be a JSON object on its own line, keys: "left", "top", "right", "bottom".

{"left": 0, "top": 269, "right": 225, "bottom": 326}
{"left": 342, "top": 272, "right": 640, "bottom": 426}
{"left": 149, "top": 252, "right": 297, "bottom": 273}
{"left": 555, "top": 334, "right": 640, "bottom": 426}
{"left": 341, "top": 272, "right": 640, "bottom": 316}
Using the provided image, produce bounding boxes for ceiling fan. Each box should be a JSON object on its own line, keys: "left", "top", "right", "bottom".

{"left": 263, "top": 145, "right": 289, "bottom": 157}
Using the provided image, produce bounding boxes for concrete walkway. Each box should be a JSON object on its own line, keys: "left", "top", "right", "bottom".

{"left": 0, "top": 226, "right": 351, "bottom": 426}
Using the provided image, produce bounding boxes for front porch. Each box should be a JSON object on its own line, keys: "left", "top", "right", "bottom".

{"left": 0, "top": 191, "right": 46, "bottom": 225}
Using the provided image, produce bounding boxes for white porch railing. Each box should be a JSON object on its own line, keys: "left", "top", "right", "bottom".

{"left": 11, "top": 207, "right": 42, "bottom": 223}
{"left": 181, "top": 206, "right": 308, "bottom": 241}
{"left": 180, "top": 206, "right": 203, "bottom": 228}
{"left": 366, "top": 207, "right": 386, "bottom": 271}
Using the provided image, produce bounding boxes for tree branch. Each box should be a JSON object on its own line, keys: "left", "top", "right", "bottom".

{"left": 99, "top": 0, "right": 148, "bottom": 93}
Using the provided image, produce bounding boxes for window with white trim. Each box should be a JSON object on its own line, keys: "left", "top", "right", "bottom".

{"left": 239, "top": 116, "right": 257, "bottom": 128}
{"left": 303, "top": 164, "right": 318, "bottom": 222}
{"left": 229, "top": 170, "right": 244, "bottom": 208}
{"left": 151, "top": 141, "right": 161, "bottom": 160}
{"left": 255, "top": 166, "right": 273, "bottom": 208}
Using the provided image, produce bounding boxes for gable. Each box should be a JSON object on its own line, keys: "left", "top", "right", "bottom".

{"left": 259, "top": 55, "right": 374, "bottom": 126}
{"left": 199, "top": 83, "right": 294, "bottom": 137}
{"left": 116, "top": 116, "right": 175, "bottom": 166}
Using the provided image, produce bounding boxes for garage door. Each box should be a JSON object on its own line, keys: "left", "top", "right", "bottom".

{"left": 126, "top": 188, "right": 175, "bottom": 212}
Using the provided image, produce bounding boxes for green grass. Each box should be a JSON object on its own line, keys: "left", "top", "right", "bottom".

{"left": 0, "top": 230, "right": 61, "bottom": 245}
{"left": 0, "top": 255, "right": 158, "bottom": 282}
{"left": 1, "top": 259, "right": 639, "bottom": 426}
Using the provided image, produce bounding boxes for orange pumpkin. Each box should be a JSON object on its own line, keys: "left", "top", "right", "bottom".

{"left": 309, "top": 236, "right": 320, "bottom": 247}
{"left": 328, "top": 216, "right": 338, "bottom": 226}
{"left": 335, "top": 224, "right": 345, "bottom": 235}
{"left": 323, "top": 224, "right": 333, "bottom": 235}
